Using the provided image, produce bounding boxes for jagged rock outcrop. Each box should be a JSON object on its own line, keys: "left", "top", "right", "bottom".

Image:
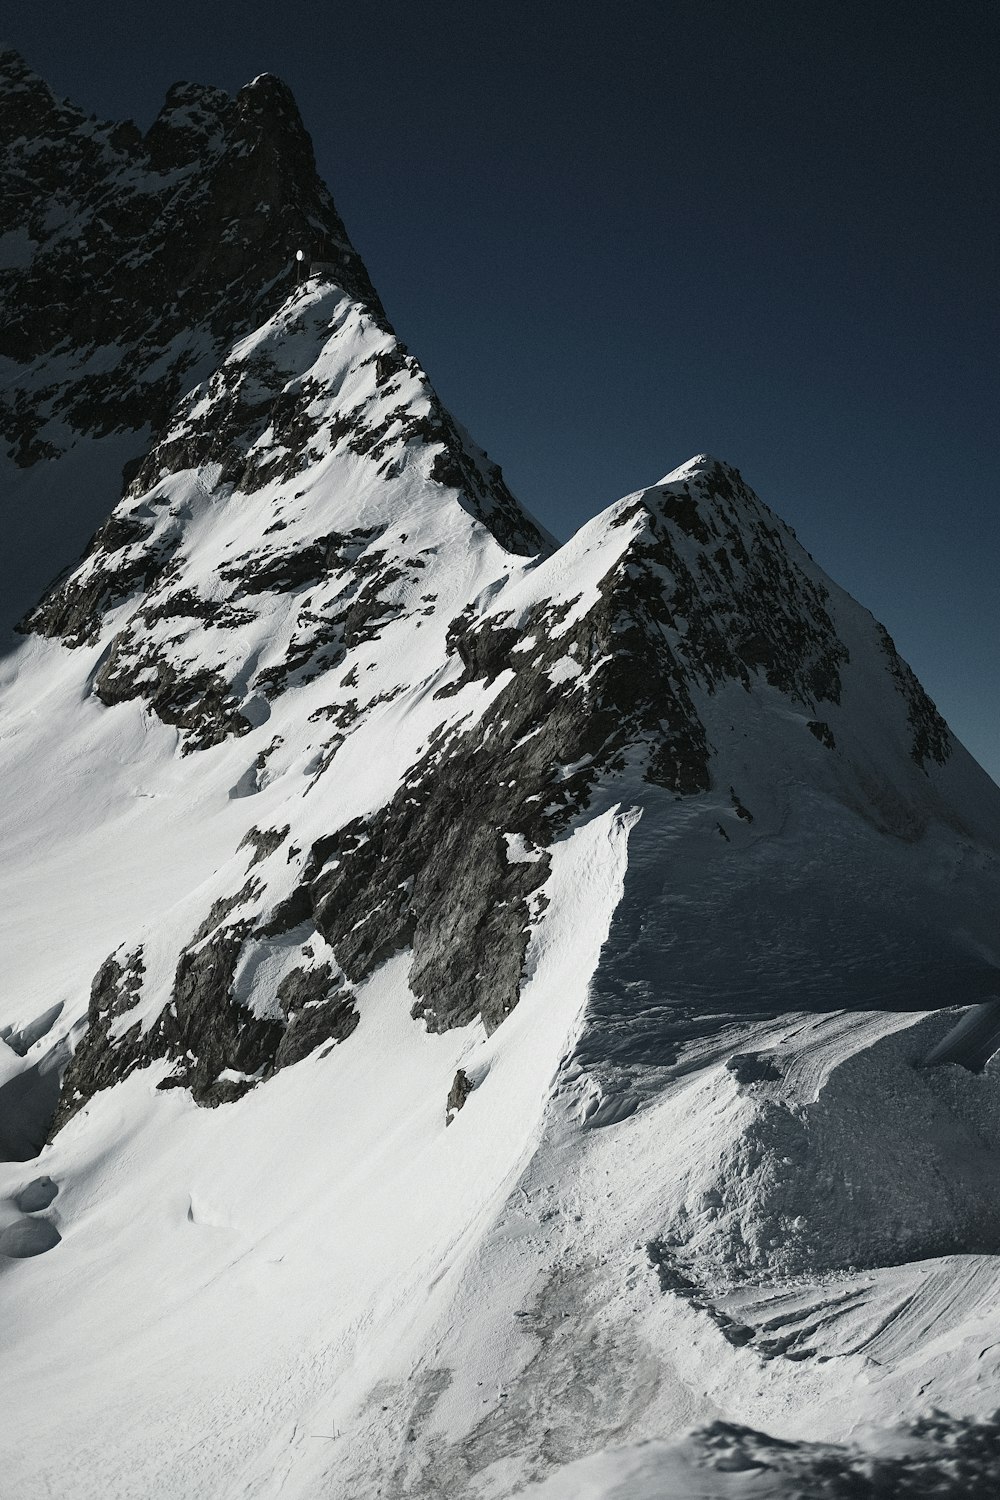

{"left": 0, "top": 47, "right": 381, "bottom": 464}
{"left": 45, "top": 451, "right": 976, "bottom": 1116}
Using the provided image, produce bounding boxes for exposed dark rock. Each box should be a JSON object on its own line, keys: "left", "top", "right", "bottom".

{"left": 51, "top": 949, "right": 148, "bottom": 1135}
{"left": 142, "top": 589, "right": 225, "bottom": 625}
{"left": 159, "top": 462, "right": 864, "bottom": 1062}
{"left": 63, "top": 542, "right": 681, "bottom": 1107}
{"left": 45, "top": 455, "right": 922, "bottom": 1126}
{"left": 221, "top": 529, "right": 377, "bottom": 595}
{"left": 726, "top": 1052, "right": 783, "bottom": 1085}
{"left": 730, "top": 788, "right": 754, "bottom": 822}
{"left": 646, "top": 1240, "right": 755, "bottom": 1348}
{"left": 806, "top": 719, "right": 837, "bottom": 750}
{"left": 192, "top": 880, "right": 262, "bottom": 943}
{"left": 659, "top": 490, "right": 713, "bottom": 543}
{"left": 59, "top": 925, "right": 294, "bottom": 1116}
{"left": 1, "top": 49, "right": 384, "bottom": 467}
{"left": 876, "top": 623, "right": 951, "bottom": 769}
{"left": 93, "top": 514, "right": 152, "bottom": 555}
{"left": 21, "top": 524, "right": 183, "bottom": 645}
{"left": 8, "top": 41, "right": 959, "bottom": 1128}
{"left": 445, "top": 1069, "right": 473, "bottom": 1124}
{"left": 94, "top": 639, "right": 252, "bottom": 752}
{"left": 276, "top": 528, "right": 718, "bottom": 1034}
{"left": 165, "top": 931, "right": 285, "bottom": 1104}
{"left": 273, "top": 964, "right": 359, "bottom": 1068}
{"left": 8, "top": 49, "right": 549, "bottom": 753}
{"left": 52, "top": 908, "right": 363, "bottom": 1122}
{"left": 273, "top": 994, "right": 359, "bottom": 1069}
{"left": 623, "top": 463, "right": 850, "bottom": 711}
{"left": 253, "top": 544, "right": 409, "bottom": 698}
{"left": 239, "top": 825, "right": 290, "bottom": 867}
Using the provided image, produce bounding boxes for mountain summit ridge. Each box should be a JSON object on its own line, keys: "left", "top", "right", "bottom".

{"left": 1, "top": 48, "right": 543, "bottom": 625}
{"left": 2, "top": 56, "right": 1000, "bottom": 1500}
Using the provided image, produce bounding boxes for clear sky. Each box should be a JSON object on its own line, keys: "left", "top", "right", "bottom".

{"left": 4, "top": 1, "right": 998, "bottom": 780}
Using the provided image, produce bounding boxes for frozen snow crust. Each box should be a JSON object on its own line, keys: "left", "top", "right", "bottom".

{"left": 2, "top": 51, "right": 1000, "bottom": 1500}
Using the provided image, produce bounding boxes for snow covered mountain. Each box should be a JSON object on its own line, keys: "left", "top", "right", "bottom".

{"left": 2, "top": 52, "right": 999, "bottom": 1499}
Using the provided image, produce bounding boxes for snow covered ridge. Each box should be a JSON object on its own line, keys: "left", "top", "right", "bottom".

{"left": 29, "top": 441, "right": 978, "bottom": 1129}
{"left": 3, "top": 53, "right": 1000, "bottom": 1500}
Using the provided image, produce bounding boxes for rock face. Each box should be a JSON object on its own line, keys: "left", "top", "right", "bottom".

{"left": 0, "top": 47, "right": 381, "bottom": 465}
{"left": 37, "top": 442, "right": 989, "bottom": 1129}
{"left": 1, "top": 46, "right": 541, "bottom": 628}
{"left": 3, "top": 54, "right": 1000, "bottom": 1500}
{"left": 4, "top": 45, "right": 996, "bottom": 1176}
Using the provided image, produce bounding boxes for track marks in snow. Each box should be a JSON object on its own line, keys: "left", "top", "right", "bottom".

{"left": 859, "top": 1258, "right": 1000, "bottom": 1365}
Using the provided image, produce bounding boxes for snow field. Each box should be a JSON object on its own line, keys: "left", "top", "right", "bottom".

{"left": 0, "top": 806, "right": 636, "bottom": 1499}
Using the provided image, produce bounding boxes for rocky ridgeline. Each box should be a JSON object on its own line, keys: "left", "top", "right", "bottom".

{"left": 20, "top": 275, "right": 547, "bottom": 751}
{"left": 52, "top": 449, "right": 949, "bottom": 1123}
{"left": 0, "top": 45, "right": 382, "bottom": 467}
{"left": 2, "top": 56, "right": 953, "bottom": 1129}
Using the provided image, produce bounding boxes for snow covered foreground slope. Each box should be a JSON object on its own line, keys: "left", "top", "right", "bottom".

{"left": 2, "top": 53, "right": 1000, "bottom": 1499}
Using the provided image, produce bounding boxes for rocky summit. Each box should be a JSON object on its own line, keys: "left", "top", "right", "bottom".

{"left": 2, "top": 54, "right": 1000, "bottom": 1500}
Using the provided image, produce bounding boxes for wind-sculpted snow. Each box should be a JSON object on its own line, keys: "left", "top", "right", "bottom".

{"left": 642, "top": 1010, "right": 1000, "bottom": 1286}
{"left": 4, "top": 54, "right": 1000, "bottom": 1500}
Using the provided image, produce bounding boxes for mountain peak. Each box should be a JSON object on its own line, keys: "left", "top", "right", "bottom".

{"left": 0, "top": 55, "right": 384, "bottom": 474}
{"left": 0, "top": 45, "right": 80, "bottom": 142}
{"left": 656, "top": 452, "right": 730, "bottom": 485}
{"left": 3, "top": 54, "right": 548, "bottom": 632}
{"left": 238, "top": 70, "right": 304, "bottom": 113}
{"left": 142, "top": 68, "right": 320, "bottom": 187}
{"left": 0, "top": 44, "right": 44, "bottom": 90}
{"left": 4, "top": 55, "right": 1000, "bottom": 1498}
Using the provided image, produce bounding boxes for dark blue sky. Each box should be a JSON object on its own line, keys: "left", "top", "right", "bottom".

{"left": 5, "top": 1, "right": 998, "bottom": 779}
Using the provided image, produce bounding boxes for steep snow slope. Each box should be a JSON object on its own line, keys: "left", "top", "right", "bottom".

{"left": 2, "top": 55, "right": 1000, "bottom": 1500}
{"left": 0, "top": 814, "right": 635, "bottom": 1499}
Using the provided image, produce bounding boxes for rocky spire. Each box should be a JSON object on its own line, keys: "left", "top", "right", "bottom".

{"left": 0, "top": 50, "right": 383, "bottom": 465}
